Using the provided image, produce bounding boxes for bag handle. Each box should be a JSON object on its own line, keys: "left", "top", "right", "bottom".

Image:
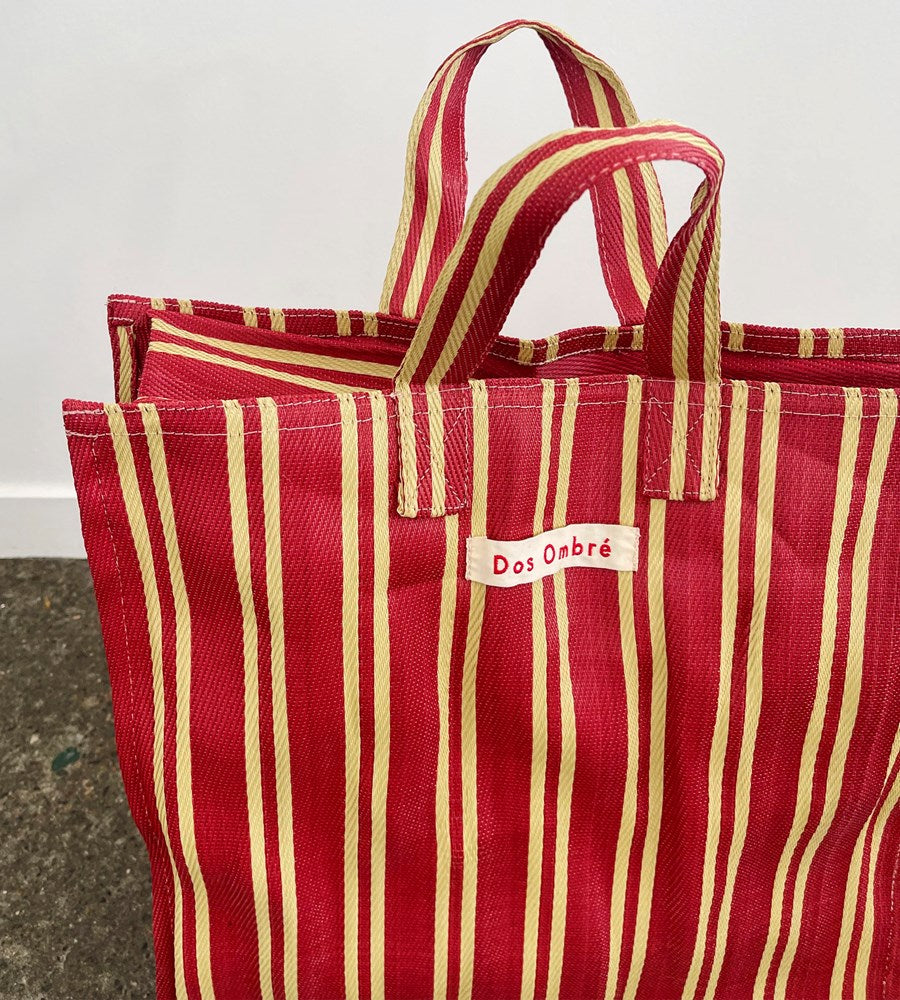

{"left": 394, "top": 123, "right": 724, "bottom": 517}
{"left": 379, "top": 20, "right": 668, "bottom": 324}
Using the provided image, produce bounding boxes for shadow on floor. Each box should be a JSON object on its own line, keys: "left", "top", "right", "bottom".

{"left": 0, "top": 559, "right": 154, "bottom": 999}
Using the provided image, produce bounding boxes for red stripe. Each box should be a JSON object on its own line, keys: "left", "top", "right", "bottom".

{"left": 276, "top": 407, "right": 348, "bottom": 996}
{"left": 381, "top": 394, "right": 449, "bottom": 994}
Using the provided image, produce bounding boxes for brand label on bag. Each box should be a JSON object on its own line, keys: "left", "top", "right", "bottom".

{"left": 465, "top": 523, "right": 639, "bottom": 588}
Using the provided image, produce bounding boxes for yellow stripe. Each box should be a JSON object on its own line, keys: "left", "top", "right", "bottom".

{"left": 105, "top": 403, "right": 192, "bottom": 1000}
{"left": 603, "top": 327, "right": 619, "bottom": 352}
{"left": 581, "top": 60, "right": 615, "bottom": 124}
{"left": 224, "top": 400, "right": 274, "bottom": 1000}
{"left": 830, "top": 810, "right": 875, "bottom": 997}
{"left": 401, "top": 57, "right": 465, "bottom": 319}
{"left": 151, "top": 317, "right": 398, "bottom": 381}
{"left": 827, "top": 327, "right": 845, "bottom": 359}
{"left": 668, "top": 377, "right": 691, "bottom": 500}
{"left": 545, "top": 334, "right": 560, "bottom": 363}
{"left": 259, "top": 399, "right": 298, "bottom": 999}
{"left": 177, "top": 299, "right": 193, "bottom": 315}
{"left": 603, "top": 376, "right": 642, "bottom": 1000}
{"left": 752, "top": 386, "right": 862, "bottom": 999}
{"left": 546, "top": 379, "right": 579, "bottom": 1000}
{"left": 680, "top": 381, "right": 749, "bottom": 999}
{"left": 642, "top": 160, "right": 669, "bottom": 270}
{"left": 699, "top": 381, "right": 722, "bottom": 501}
{"left": 518, "top": 339, "right": 535, "bottom": 365}
{"left": 399, "top": 128, "right": 719, "bottom": 388}
{"left": 458, "top": 379, "right": 489, "bottom": 1000}
{"left": 242, "top": 306, "right": 259, "bottom": 327}
{"left": 798, "top": 328, "right": 814, "bottom": 358}
{"left": 427, "top": 384, "right": 447, "bottom": 515}
{"left": 831, "top": 722, "right": 900, "bottom": 995}
{"left": 612, "top": 169, "right": 653, "bottom": 308}
{"left": 395, "top": 384, "right": 418, "bottom": 517}
{"left": 774, "top": 388, "right": 897, "bottom": 998}
{"left": 150, "top": 296, "right": 166, "bottom": 311}
{"left": 520, "top": 380, "right": 555, "bottom": 1000}
{"left": 339, "top": 393, "right": 361, "bottom": 1000}
{"left": 147, "top": 341, "right": 372, "bottom": 395}
{"left": 116, "top": 325, "right": 134, "bottom": 403}
{"left": 336, "top": 310, "right": 352, "bottom": 336}
{"left": 621, "top": 497, "right": 668, "bottom": 1000}
{"left": 433, "top": 512, "right": 460, "bottom": 1000}
{"left": 703, "top": 206, "right": 723, "bottom": 385}
{"left": 369, "top": 392, "right": 391, "bottom": 1000}
{"left": 270, "top": 308, "right": 286, "bottom": 333}
{"left": 727, "top": 322, "right": 745, "bottom": 352}
{"left": 631, "top": 328, "right": 644, "bottom": 352}
{"left": 704, "top": 382, "right": 781, "bottom": 1000}
{"left": 670, "top": 199, "right": 715, "bottom": 384}
{"left": 363, "top": 311, "right": 379, "bottom": 337}
{"left": 697, "top": 209, "right": 723, "bottom": 501}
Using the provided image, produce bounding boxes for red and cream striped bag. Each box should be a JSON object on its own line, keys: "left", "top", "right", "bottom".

{"left": 65, "top": 22, "right": 900, "bottom": 1000}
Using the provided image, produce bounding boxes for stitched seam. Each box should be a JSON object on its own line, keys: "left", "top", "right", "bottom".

{"left": 65, "top": 380, "right": 882, "bottom": 417}
{"left": 110, "top": 297, "right": 900, "bottom": 373}
{"left": 108, "top": 298, "right": 419, "bottom": 329}
{"left": 437, "top": 400, "right": 466, "bottom": 511}
{"left": 413, "top": 402, "right": 466, "bottom": 510}
{"left": 107, "top": 301, "right": 900, "bottom": 339}
{"left": 118, "top": 318, "right": 900, "bottom": 359}
{"left": 66, "top": 401, "right": 893, "bottom": 440}
{"left": 65, "top": 383, "right": 892, "bottom": 436}
{"left": 643, "top": 396, "right": 708, "bottom": 492}
{"left": 883, "top": 842, "right": 900, "bottom": 998}
{"left": 443, "top": 389, "right": 472, "bottom": 514}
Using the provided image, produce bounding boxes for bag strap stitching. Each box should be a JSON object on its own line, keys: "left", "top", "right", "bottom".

{"left": 642, "top": 395, "right": 708, "bottom": 491}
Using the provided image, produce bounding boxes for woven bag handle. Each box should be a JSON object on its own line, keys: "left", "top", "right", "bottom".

{"left": 379, "top": 20, "right": 668, "bottom": 324}
{"left": 394, "top": 123, "right": 724, "bottom": 517}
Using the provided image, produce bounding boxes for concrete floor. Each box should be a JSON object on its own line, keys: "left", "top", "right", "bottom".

{"left": 0, "top": 559, "right": 155, "bottom": 999}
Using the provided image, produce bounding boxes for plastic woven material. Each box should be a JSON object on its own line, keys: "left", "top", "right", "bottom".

{"left": 64, "top": 23, "right": 900, "bottom": 1000}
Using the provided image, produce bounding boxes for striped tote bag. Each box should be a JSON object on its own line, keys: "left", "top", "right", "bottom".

{"left": 65, "top": 32, "right": 899, "bottom": 1000}
{"left": 65, "top": 121, "right": 900, "bottom": 998}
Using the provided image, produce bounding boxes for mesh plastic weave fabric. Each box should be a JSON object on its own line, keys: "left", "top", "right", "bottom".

{"left": 65, "top": 22, "right": 900, "bottom": 1000}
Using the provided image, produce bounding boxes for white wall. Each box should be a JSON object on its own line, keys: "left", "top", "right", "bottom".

{"left": 3, "top": 0, "right": 899, "bottom": 556}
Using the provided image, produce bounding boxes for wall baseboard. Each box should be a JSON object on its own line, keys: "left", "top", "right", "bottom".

{"left": 0, "top": 492, "right": 86, "bottom": 558}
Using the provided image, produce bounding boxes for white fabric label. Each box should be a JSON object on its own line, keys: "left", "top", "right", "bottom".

{"left": 465, "top": 523, "right": 639, "bottom": 588}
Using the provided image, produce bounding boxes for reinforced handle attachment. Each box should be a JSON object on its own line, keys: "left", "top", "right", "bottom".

{"left": 394, "top": 122, "right": 725, "bottom": 517}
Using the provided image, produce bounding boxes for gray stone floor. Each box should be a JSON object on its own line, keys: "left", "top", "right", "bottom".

{"left": 0, "top": 559, "right": 154, "bottom": 999}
